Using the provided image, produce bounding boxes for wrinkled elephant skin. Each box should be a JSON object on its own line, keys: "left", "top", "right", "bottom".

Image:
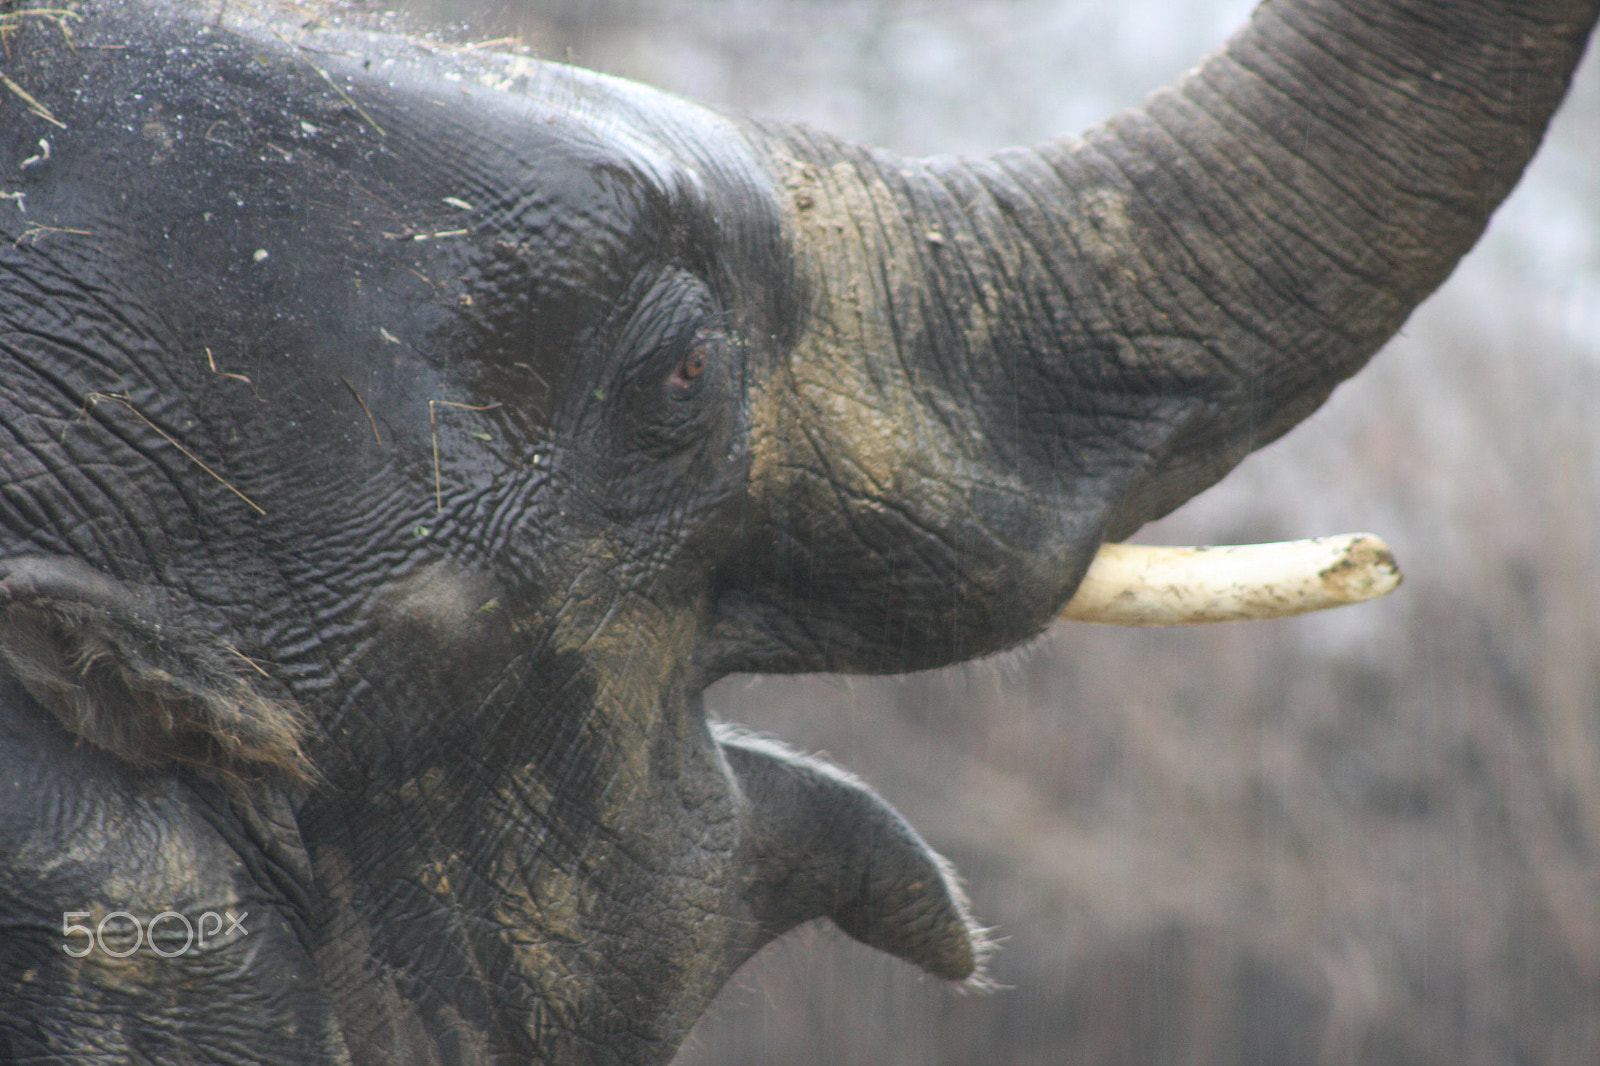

{"left": 0, "top": 1, "right": 1594, "bottom": 1063}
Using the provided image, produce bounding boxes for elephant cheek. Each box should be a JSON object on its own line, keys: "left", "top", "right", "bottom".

{"left": 743, "top": 359, "right": 1095, "bottom": 672}
{"left": 374, "top": 561, "right": 509, "bottom": 647}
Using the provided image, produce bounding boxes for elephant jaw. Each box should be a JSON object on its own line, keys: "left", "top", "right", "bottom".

{"left": 1061, "top": 533, "right": 1402, "bottom": 626}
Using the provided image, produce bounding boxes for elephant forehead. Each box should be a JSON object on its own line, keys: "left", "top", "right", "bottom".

{"left": 449, "top": 146, "right": 690, "bottom": 362}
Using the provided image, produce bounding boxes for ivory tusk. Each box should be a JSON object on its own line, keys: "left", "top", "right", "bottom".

{"left": 1060, "top": 533, "right": 1402, "bottom": 626}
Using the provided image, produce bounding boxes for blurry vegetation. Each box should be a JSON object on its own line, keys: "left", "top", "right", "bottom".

{"left": 390, "top": 1, "right": 1600, "bottom": 1061}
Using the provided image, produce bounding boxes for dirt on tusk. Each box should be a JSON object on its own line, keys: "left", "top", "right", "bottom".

{"left": 1060, "top": 533, "right": 1402, "bottom": 626}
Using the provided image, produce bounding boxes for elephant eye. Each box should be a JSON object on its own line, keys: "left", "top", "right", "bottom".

{"left": 667, "top": 332, "right": 713, "bottom": 398}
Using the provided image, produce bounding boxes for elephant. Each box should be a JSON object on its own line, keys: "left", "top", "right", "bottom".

{"left": 0, "top": 0, "right": 1594, "bottom": 1062}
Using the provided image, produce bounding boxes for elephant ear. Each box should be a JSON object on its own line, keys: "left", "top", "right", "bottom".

{"left": 0, "top": 555, "right": 312, "bottom": 784}
{"left": 715, "top": 724, "right": 988, "bottom": 981}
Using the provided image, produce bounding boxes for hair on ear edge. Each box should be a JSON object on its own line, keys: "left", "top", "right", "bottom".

{"left": 0, "top": 597, "right": 315, "bottom": 785}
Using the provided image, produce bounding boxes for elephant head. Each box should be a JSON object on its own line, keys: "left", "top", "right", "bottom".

{"left": 0, "top": 0, "right": 1593, "bottom": 1062}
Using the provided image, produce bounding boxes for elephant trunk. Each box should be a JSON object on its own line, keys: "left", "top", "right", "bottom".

{"left": 731, "top": 0, "right": 1596, "bottom": 677}
{"left": 982, "top": 0, "right": 1600, "bottom": 538}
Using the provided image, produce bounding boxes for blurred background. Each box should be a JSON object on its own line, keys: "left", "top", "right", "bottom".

{"left": 377, "top": 2, "right": 1600, "bottom": 1061}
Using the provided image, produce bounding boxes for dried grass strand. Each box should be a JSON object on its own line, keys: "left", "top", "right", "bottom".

{"left": 0, "top": 70, "right": 65, "bottom": 128}
{"left": 341, "top": 375, "right": 382, "bottom": 445}
{"left": 429, "top": 399, "right": 502, "bottom": 514}
{"left": 85, "top": 393, "right": 266, "bottom": 516}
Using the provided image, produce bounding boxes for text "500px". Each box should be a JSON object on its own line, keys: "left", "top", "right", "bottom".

{"left": 62, "top": 910, "right": 248, "bottom": 958}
